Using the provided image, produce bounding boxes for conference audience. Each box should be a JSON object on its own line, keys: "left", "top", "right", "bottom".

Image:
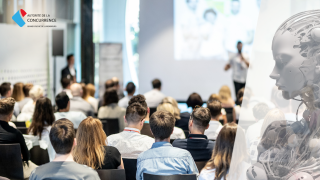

{"left": 18, "top": 83, "right": 33, "bottom": 111}
{"left": 157, "top": 102, "right": 185, "bottom": 139}
{"left": 172, "top": 106, "right": 215, "bottom": 161}
{"left": 27, "top": 97, "right": 56, "bottom": 161}
{"left": 0, "top": 82, "right": 20, "bottom": 117}
{"left": 29, "top": 119, "right": 100, "bottom": 180}
{"left": 18, "top": 85, "right": 44, "bottom": 121}
{"left": 177, "top": 93, "right": 204, "bottom": 131}
{"left": 69, "top": 83, "right": 94, "bottom": 116}
{"left": 61, "top": 77, "right": 73, "bottom": 99}
{"left": 204, "top": 100, "right": 223, "bottom": 140}
{"left": 74, "top": 117, "right": 124, "bottom": 169}
{"left": 118, "top": 82, "right": 136, "bottom": 108}
{"left": 54, "top": 92, "right": 87, "bottom": 129}
{"left": 12, "top": 82, "right": 25, "bottom": 102}
{"left": 98, "top": 89, "right": 126, "bottom": 132}
{"left": 136, "top": 111, "right": 198, "bottom": 180}
{"left": 108, "top": 95, "right": 154, "bottom": 159}
{"left": 144, "top": 79, "right": 165, "bottom": 108}
{"left": 85, "top": 83, "right": 98, "bottom": 113}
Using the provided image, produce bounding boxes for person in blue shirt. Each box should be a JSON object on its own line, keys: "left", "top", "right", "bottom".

{"left": 136, "top": 111, "right": 199, "bottom": 180}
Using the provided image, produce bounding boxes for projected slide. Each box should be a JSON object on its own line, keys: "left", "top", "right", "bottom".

{"left": 174, "top": 0, "right": 260, "bottom": 61}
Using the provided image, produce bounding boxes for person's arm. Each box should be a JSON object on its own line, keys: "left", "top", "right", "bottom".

{"left": 16, "top": 131, "right": 29, "bottom": 161}
{"left": 240, "top": 54, "right": 250, "bottom": 67}
{"left": 186, "top": 152, "right": 199, "bottom": 176}
{"left": 224, "top": 63, "right": 231, "bottom": 71}
{"left": 117, "top": 156, "right": 124, "bottom": 169}
{"left": 135, "top": 158, "right": 143, "bottom": 180}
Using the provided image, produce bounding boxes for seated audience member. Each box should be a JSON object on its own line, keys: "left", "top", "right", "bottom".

{"left": 19, "top": 85, "right": 44, "bottom": 121}
{"left": 12, "top": 82, "right": 25, "bottom": 102}
{"left": 18, "top": 83, "right": 33, "bottom": 111}
{"left": 108, "top": 95, "right": 154, "bottom": 159}
{"left": 205, "top": 101, "right": 223, "bottom": 140}
{"left": 208, "top": 94, "right": 227, "bottom": 123}
{"left": 245, "top": 102, "right": 269, "bottom": 151}
{"left": 74, "top": 117, "right": 124, "bottom": 169}
{"left": 69, "top": 83, "right": 94, "bottom": 116}
{"left": 162, "top": 96, "right": 181, "bottom": 121}
{"left": 177, "top": 93, "right": 204, "bottom": 131}
{"left": 219, "top": 85, "right": 235, "bottom": 107}
{"left": 136, "top": 111, "right": 198, "bottom": 180}
{"left": 157, "top": 102, "right": 185, "bottom": 139}
{"left": 29, "top": 119, "right": 100, "bottom": 180}
{"left": 0, "top": 82, "right": 20, "bottom": 117}
{"left": 199, "top": 123, "right": 249, "bottom": 180}
{"left": 118, "top": 82, "right": 136, "bottom": 108}
{"left": 98, "top": 79, "right": 115, "bottom": 110}
{"left": 61, "top": 77, "right": 73, "bottom": 99}
{"left": 85, "top": 83, "right": 98, "bottom": 113}
{"left": 173, "top": 106, "right": 215, "bottom": 161}
{"left": 144, "top": 79, "right": 165, "bottom": 108}
{"left": 55, "top": 92, "right": 87, "bottom": 129}
{"left": 28, "top": 97, "right": 56, "bottom": 161}
{"left": 0, "top": 98, "right": 29, "bottom": 163}
{"left": 112, "top": 77, "right": 125, "bottom": 99}
{"left": 98, "top": 89, "right": 126, "bottom": 131}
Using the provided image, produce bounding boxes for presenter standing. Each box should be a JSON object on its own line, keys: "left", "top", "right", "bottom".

{"left": 224, "top": 41, "right": 250, "bottom": 96}
{"left": 61, "top": 54, "right": 76, "bottom": 82}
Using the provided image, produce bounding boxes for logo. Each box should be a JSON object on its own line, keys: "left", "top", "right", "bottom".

{"left": 12, "top": 9, "right": 27, "bottom": 27}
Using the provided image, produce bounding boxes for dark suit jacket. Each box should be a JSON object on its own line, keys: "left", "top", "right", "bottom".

{"left": 61, "top": 66, "right": 76, "bottom": 78}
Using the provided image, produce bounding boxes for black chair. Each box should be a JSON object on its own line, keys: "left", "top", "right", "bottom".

{"left": 141, "top": 123, "right": 154, "bottom": 138}
{"left": 170, "top": 139, "right": 175, "bottom": 144}
{"left": 30, "top": 146, "right": 50, "bottom": 166}
{"left": 149, "top": 108, "right": 157, "bottom": 117}
{"left": 219, "top": 119, "right": 224, "bottom": 125}
{"left": 0, "top": 144, "right": 24, "bottom": 180}
{"left": 143, "top": 173, "right": 197, "bottom": 180}
{"left": 224, "top": 107, "right": 234, "bottom": 123}
{"left": 100, "top": 118, "right": 119, "bottom": 136}
{"left": 96, "top": 169, "right": 126, "bottom": 180}
{"left": 123, "top": 159, "right": 137, "bottom": 180}
{"left": 183, "top": 130, "right": 189, "bottom": 138}
{"left": 195, "top": 161, "right": 207, "bottom": 172}
{"left": 11, "top": 121, "right": 28, "bottom": 134}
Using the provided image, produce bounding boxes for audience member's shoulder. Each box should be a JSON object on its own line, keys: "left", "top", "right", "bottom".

{"left": 172, "top": 138, "right": 186, "bottom": 146}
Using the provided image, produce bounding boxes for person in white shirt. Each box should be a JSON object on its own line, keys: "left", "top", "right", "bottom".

{"left": 60, "top": 77, "right": 73, "bottom": 99}
{"left": 144, "top": 79, "right": 166, "bottom": 108}
{"left": 108, "top": 95, "right": 154, "bottom": 159}
{"left": 18, "top": 85, "right": 44, "bottom": 121}
{"left": 245, "top": 102, "right": 269, "bottom": 151}
{"left": 18, "top": 83, "right": 33, "bottom": 111}
{"left": 118, "top": 82, "right": 136, "bottom": 108}
{"left": 224, "top": 41, "right": 250, "bottom": 96}
{"left": 0, "top": 82, "right": 20, "bottom": 117}
{"left": 54, "top": 92, "right": 87, "bottom": 129}
{"left": 205, "top": 100, "right": 223, "bottom": 140}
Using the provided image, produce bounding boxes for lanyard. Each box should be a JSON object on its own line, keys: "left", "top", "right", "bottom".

{"left": 123, "top": 129, "right": 140, "bottom": 134}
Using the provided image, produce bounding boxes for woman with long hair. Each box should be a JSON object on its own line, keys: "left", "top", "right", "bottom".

{"left": 12, "top": 82, "right": 25, "bottom": 102}
{"left": 218, "top": 85, "right": 235, "bottom": 107}
{"left": 73, "top": 117, "right": 124, "bottom": 169}
{"left": 85, "top": 83, "right": 98, "bottom": 113}
{"left": 199, "top": 122, "right": 248, "bottom": 180}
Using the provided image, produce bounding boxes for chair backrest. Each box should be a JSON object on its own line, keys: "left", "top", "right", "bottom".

{"left": 195, "top": 161, "right": 207, "bottom": 172}
{"left": 0, "top": 144, "right": 24, "bottom": 179}
{"left": 123, "top": 158, "right": 137, "bottom": 180}
{"left": 30, "top": 145, "right": 50, "bottom": 166}
{"left": 141, "top": 123, "right": 154, "bottom": 138}
{"left": 11, "top": 121, "right": 28, "bottom": 134}
{"left": 170, "top": 139, "right": 175, "bottom": 144}
{"left": 100, "top": 118, "right": 119, "bottom": 136}
{"left": 149, "top": 108, "right": 157, "bottom": 117}
{"left": 224, "top": 107, "right": 234, "bottom": 123}
{"left": 219, "top": 119, "right": 224, "bottom": 125}
{"left": 96, "top": 169, "right": 126, "bottom": 180}
{"left": 143, "top": 173, "right": 197, "bottom": 180}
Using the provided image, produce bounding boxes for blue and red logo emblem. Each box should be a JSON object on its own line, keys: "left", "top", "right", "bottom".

{"left": 12, "top": 9, "right": 27, "bottom": 27}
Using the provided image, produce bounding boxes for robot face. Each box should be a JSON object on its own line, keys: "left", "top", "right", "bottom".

{"left": 270, "top": 31, "right": 308, "bottom": 99}
{"left": 287, "top": 172, "right": 314, "bottom": 180}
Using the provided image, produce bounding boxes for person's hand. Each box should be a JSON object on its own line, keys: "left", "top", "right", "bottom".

{"left": 224, "top": 64, "right": 231, "bottom": 71}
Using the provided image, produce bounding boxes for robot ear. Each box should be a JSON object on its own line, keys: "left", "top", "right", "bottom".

{"left": 311, "top": 27, "right": 320, "bottom": 42}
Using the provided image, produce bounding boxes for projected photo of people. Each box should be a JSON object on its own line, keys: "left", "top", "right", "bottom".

{"left": 174, "top": 0, "right": 260, "bottom": 61}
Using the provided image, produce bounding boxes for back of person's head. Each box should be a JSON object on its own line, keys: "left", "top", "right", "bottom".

{"left": 55, "top": 92, "right": 70, "bottom": 110}
{"left": 105, "top": 79, "right": 114, "bottom": 89}
{"left": 252, "top": 103, "right": 269, "bottom": 120}
{"left": 12, "top": 82, "right": 25, "bottom": 101}
{"left": 70, "top": 83, "right": 82, "bottom": 97}
{"left": 260, "top": 109, "right": 285, "bottom": 137}
{"left": 186, "top": 93, "right": 203, "bottom": 109}
{"left": 157, "top": 102, "right": 175, "bottom": 116}
{"left": 29, "top": 85, "right": 44, "bottom": 101}
{"left": 126, "top": 82, "right": 136, "bottom": 95}
{"left": 29, "top": 97, "right": 55, "bottom": 139}
{"left": 61, "top": 77, "right": 71, "bottom": 89}
{"left": 126, "top": 102, "right": 148, "bottom": 124}
{"left": 0, "top": 82, "right": 11, "bottom": 97}
{"left": 80, "top": 83, "right": 88, "bottom": 100}
{"left": 49, "top": 119, "right": 75, "bottom": 154}
{"left": 86, "top": 83, "right": 96, "bottom": 97}
{"left": 162, "top": 97, "right": 180, "bottom": 119}
{"left": 73, "top": 117, "right": 106, "bottom": 169}
{"left": 208, "top": 93, "right": 221, "bottom": 102}
{"left": 191, "top": 107, "right": 211, "bottom": 131}
{"left": 23, "top": 83, "right": 33, "bottom": 97}
{"left": 152, "top": 79, "right": 161, "bottom": 89}
{"left": 0, "top": 97, "right": 15, "bottom": 118}
{"left": 103, "top": 89, "right": 118, "bottom": 106}
{"left": 112, "top": 77, "right": 119, "bottom": 87}
{"left": 128, "top": 94, "right": 147, "bottom": 109}
{"left": 150, "top": 111, "right": 175, "bottom": 140}
{"left": 219, "top": 85, "right": 232, "bottom": 102}
{"left": 204, "top": 122, "right": 238, "bottom": 179}
{"left": 207, "top": 101, "right": 222, "bottom": 119}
